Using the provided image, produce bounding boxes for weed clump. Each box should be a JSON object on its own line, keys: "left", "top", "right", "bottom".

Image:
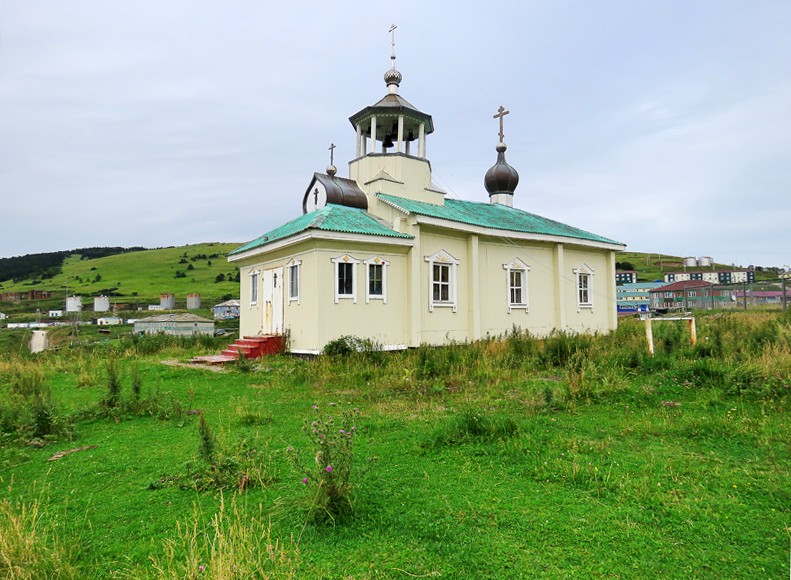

{"left": 287, "top": 403, "right": 360, "bottom": 523}
{"left": 424, "top": 407, "right": 519, "bottom": 448}
{"left": 0, "top": 362, "right": 70, "bottom": 442}
{"left": 153, "top": 414, "right": 274, "bottom": 493}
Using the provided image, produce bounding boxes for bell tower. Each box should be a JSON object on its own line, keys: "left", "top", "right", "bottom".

{"left": 348, "top": 25, "right": 443, "bottom": 205}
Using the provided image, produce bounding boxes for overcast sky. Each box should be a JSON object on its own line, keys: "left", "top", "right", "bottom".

{"left": 1, "top": 1, "right": 789, "bottom": 268}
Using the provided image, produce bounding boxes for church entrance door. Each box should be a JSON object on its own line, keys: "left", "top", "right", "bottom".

{"left": 262, "top": 267, "right": 284, "bottom": 335}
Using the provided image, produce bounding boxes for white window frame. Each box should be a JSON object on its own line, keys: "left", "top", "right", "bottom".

{"left": 331, "top": 254, "right": 361, "bottom": 304}
{"left": 287, "top": 258, "right": 301, "bottom": 304}
{"left": 425, "top": 250, "right": 459, "bottom": 313}
{"left": 249, "top": 269, "right": 259, "bottom": 305}
{"left": 364, "top": 256, "right": 389, "bottom": 303}
{"left": 573, "top": 263, "right": 595, "bottom": 311}
{"left": 503, "top": 258, "right": 530, "bottom": 313}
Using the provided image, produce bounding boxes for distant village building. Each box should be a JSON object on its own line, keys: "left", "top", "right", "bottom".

{"left": 1, "top": 290, "right": 54, "bottom": 302}
{"left": 0, "top": 312, "right": 7, "bottom": 320}
{"left": 48, "top": 310, "right": 64, "bottom": 318}
{"left": 616, "top": 282, "right": 664, "bottom": 313}
{"left": 133, "top": 313, "right": 214, "bottom": 336}
{"left": 160, "top": 293, "right": 176, "bottom": 309}
{"left": 649, "top": 280, "right": 734, "bottom": 311}
{"left": 733, "top": 290, "right": 791, "bottom": 305}
{"left": 97, "top": 316, "right": 123, "bottom": 326}
{"left": 186, "top": 293, "right": 201, "bottom": 310}
{"left": 66, "top": 295, "right": 83, "bottom": 312}
{"left": 664, "top": 270, "right": 755, "bottom": 284}
{"left": 615, "top": 270, "right": 638, "bottom": 285}
{"left": 228, "top": 44, "right": 625, "bottom": 354}
{"left": 94, "top": 295, "right": 110, "bottom": 312}
{"left": 213, "top": 299, "right": 240, "bottom": 319}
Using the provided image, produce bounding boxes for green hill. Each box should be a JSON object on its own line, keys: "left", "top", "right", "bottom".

{"left": 1, "top": 246, "right": 781, "bottom": 317}
{"left": 0, "top": 242, "right": 241, "bottom": 309}
{"left": 615, "top": 251, "right": 780, "bottom": 283}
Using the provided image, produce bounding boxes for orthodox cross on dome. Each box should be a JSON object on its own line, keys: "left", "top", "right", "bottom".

{"left": 329, "top": 142, "right": 336, "bottom": 166}
{"left": 493, "top": 105, "right": 510, "bottom": 143}
{"left": 389, "top": 23, "right": 397, "bottom": 67}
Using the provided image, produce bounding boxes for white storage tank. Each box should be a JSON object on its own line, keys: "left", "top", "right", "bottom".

{"left": 94, "top": 295, "right": 110, "bottom": 312}
{"left": 697, "top": 256, "right": 713, "bottom": 267}
{"left": 160, "top": 293, "right": 176, "bottom": 309}
{"left": 186, "top": 293, "right": 201, "bottom": 310}
{"left": 683, "top": 257, "right": 698, "bottom": 268}
{"left": 66, "top": 295, "right": 83, "bottom": 313}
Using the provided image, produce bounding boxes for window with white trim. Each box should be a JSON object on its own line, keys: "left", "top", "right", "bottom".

{"left": 573, "top": 263, "right": 595, "bottom": 310}
{"left": 249, "top": 270, "right": 259, "bottom": 305}
{"left": 287, "top": 258, "right": 301, "bottom": 303}
{"left": 503, "top": 258, "right": 530, "bottom": 312}
{"left": 331, "top": 254, "right": 361, "bottom": 303}
{"left": 364, "top": 256, "right": 389, "bottom": 303}
{"left": 425, "top": 250, "right": 459, "bottom": 312}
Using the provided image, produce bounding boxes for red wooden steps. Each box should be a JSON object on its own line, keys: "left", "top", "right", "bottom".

{"left": 191, "top": 335, "right": 285, "bottom": 365}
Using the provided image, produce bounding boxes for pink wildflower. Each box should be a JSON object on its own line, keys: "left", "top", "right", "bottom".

{"left": 302, "top": 477, "right": 308, "bottom": 484}
{"left": 326, "top": 465, "right": 333, "bottom": 473}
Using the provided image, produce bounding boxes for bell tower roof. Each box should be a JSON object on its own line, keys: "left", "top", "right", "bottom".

{"left": 348, "top": 24, "right": 434, "bottom": 144}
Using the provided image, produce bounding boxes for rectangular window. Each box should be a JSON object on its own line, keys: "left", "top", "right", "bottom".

{"left": 578, "top": 273, "right": 591, "bottom": 305}
{"left": 338, "top": 262, "right": 354, "bottom": 297}
{"left": 368, "top": 264, "right": 383, "bottom": 297}
{"left": 510, "top": 270, "right": 524, "bottom": 305}
{"left": 289, "top": 264, "right": 299, "bottom": 300}
{"left": 250, "top": 272, "right": 258, "bottom": 304}
{"left": 433, "top": 263, "right": 450, "bottom": 302}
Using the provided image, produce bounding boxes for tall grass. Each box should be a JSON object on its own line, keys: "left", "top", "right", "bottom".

{"left": 305, "top": 312, "right": 791, "bottom": 405}
{"left": 148, "top": 495, "right": 298, "bottom": 579}
{"left": 0, "top": 497, "right": 79, "bottom": 579}
{"left": 0, "top": 360, "right": 70, "bottom": 441}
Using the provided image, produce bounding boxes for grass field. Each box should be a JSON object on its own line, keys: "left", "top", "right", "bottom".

{"left": 0, "top": 243, "right": 240, "bottom": 308}
{"left": 1, "top": 313, "right": 789, "bottom": 578}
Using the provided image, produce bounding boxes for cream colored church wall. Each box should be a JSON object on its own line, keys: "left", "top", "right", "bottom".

{"left": 235, "top": 262, "right": 265, "bottom": 339}
{"left": 309, "top": 242, "right": 410, "bottom": 353}
{"left": 418, "top": 230, "right": 472, "bottom": 345}
{"left": 478, "top": 241, "right": 559, "bottom": 337}
{"left": 282, "top": 247, "right": 320, "bottom": 352}
{"left": 234, "top": 244, "right": 312, "bottom": 342}
{"left": 235, "top": 241, "right": 410, "bottom": 353}
{"left": 562, "top": 248, "right": 615, "bottom": 334}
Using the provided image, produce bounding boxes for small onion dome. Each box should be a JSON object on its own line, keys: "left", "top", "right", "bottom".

{"left": 326, "top": 164, "right": 337, "bottom": 177}
{"left": 484, "top": 143, "right": 519, "bottom": 195}
{"left": 384, "top": 67, "right": 402, "bottom": 88}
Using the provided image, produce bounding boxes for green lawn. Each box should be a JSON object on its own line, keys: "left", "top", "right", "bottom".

{"left": 1, "top": 315, "right": 790, "bottom": 578}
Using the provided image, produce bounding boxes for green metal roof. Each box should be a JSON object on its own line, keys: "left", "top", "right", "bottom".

{"left": 377, "top": 193, "right": 624, "bottom": 246}
{"left": 229, "top": 204, "right": 413, "bottom": 256}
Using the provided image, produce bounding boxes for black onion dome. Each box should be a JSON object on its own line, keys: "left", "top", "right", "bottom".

{"left": 484, "top": 143, "right": 519, "bottom": 195}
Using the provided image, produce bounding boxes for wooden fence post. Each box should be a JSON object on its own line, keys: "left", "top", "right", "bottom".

{"left": 645, "top": 317, "right": 654, "bottom": 357}
{"left": 688, "top": 317, "right": 697, "bottom": 347}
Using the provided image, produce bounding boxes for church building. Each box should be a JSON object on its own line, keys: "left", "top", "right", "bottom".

{"left": 228, "top": 44, "right": 626, "bottom": 354}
